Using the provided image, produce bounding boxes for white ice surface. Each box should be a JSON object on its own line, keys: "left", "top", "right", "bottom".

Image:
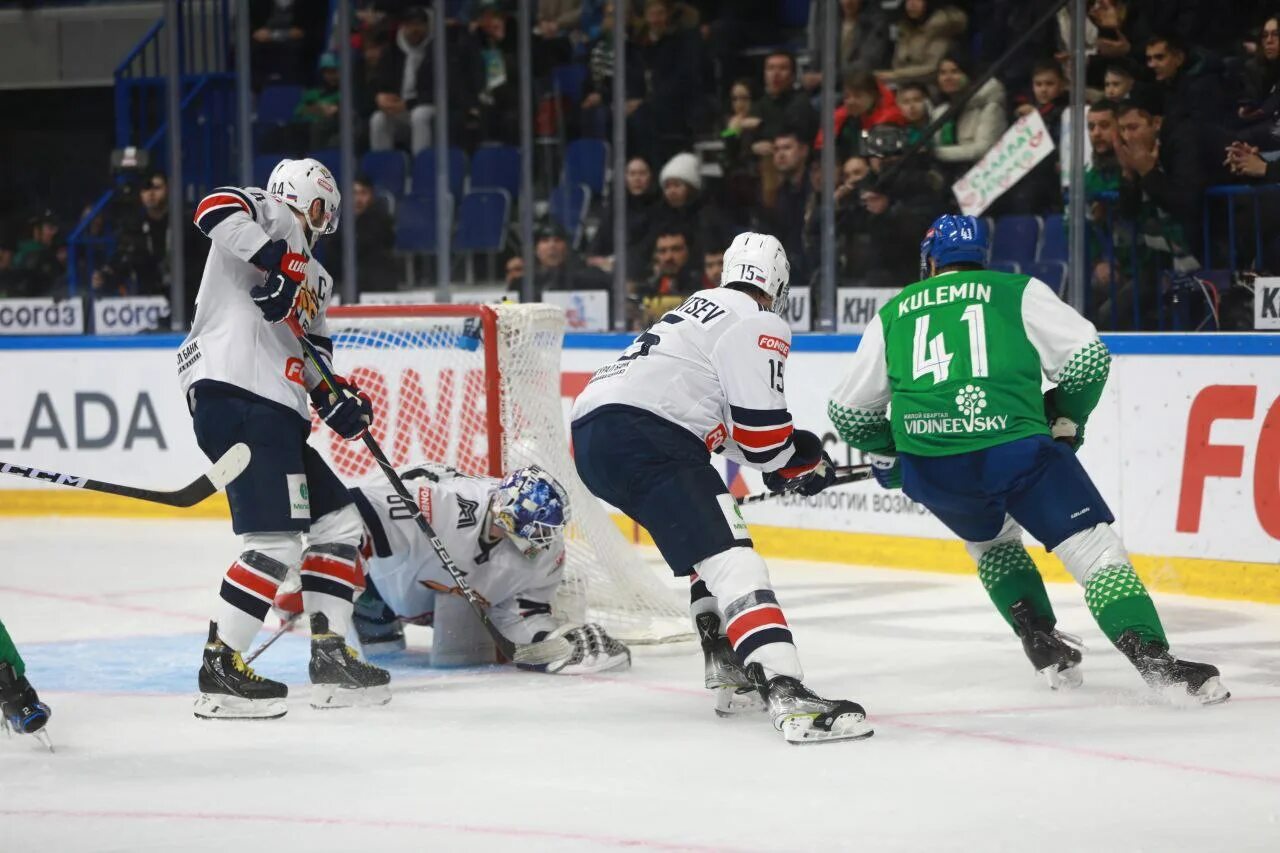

{"left": 2, "top": 517, "right": 1278, "bottom": 852}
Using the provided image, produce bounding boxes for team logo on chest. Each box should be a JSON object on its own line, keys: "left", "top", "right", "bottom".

{"left": 456, "top": 496, "right": 479, "bottom": 529}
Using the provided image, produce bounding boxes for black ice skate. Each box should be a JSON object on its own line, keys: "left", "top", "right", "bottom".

{"left": 0, "top": 662, "right": 53, "bottom": 751}
{"left": 745, "top": 662, "right": 873, "bottom": 745}
{"left": 696, "top": 613, "right": 764, "bottom": 717}
{"left": 194, "top": 621, "right": 288, "bottom": 720}
{"left": 1010, "top": 599, "right": 1083, "bottom": 690}
{"left": 353, "top": 582, "right": 406, "bottom": 656}
{"left": 1115, "top": 631, "right": 1230, "bottom": 706}
{"left": 309, "top": 613, "right": 392, "bottom": 709}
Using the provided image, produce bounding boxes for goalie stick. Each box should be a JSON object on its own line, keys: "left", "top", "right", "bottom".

{"left": 288, "top": 321, "right": 571, "bottom": 667}
{"left": 0, "top": 443, "right": 251, "bottom": 508}
{"left": 736, "top": 464, "right": 872, "bottom": 506}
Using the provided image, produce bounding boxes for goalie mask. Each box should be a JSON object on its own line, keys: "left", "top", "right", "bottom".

{"left": 720, "top": 232, "right": 791, "bottom": 316}
{"left": 268, "top": 157, "right": 341, "bottom": 242}
{"left": 490, "top": 466, "right": 571, "bottom": 556}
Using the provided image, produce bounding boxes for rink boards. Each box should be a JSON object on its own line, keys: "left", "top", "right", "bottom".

{"left": 0, "top": 331, "right": 1277, "bottom": 604}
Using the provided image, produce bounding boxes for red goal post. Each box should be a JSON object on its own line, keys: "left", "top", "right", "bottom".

{"left": 322, "top": 302, "right": 691, "bottom": 644}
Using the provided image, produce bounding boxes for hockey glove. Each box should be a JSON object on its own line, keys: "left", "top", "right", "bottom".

{"left": 518, "top": 624, "right": 632, "bottom": 675}
{"left": 762, "top": 429, "right": 836, "bottom": 496}
{"left": 1044, "top": 389, "right": 1085, "bottom": 451}
{"left": 868, "top": 452, "right": 903, "bottom": 490}
{"left": 249, "top": 239, "right": 315, "bottom": 326}
{"left": 310, "top": 375, "right": 374, "bottom": 441}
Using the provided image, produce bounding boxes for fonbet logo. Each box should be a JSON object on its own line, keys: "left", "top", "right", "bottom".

{"left": 757, "top": 335, "right": 790, "bottom": 357}
{"left": 285, "top": 357, "right": 306, "bottom": 386}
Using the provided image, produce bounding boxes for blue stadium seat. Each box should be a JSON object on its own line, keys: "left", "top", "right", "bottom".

{"left": 1039, "top": 213, "right": 1067, "bottom": 263}
{"left": 562, "top": 139, "right": 607, "bottom": 197}
{"left": 549, "top": 183, "right": 591, "bottom": 246}
{"left": 1027, "top": 260, "right": 1068, "bottom": 295}
{"left": 308, "top": 147, "right": 342, "bottom": 185}
{"left": 256, "top": 85, "right": 303, "bottom": 124}
{"left": 361, "top": 150, "right": 409, "bottom": 197}
{"left": 988, "top": 260, "right": 1022, "bottom": 275}
{"left": 453, "top": 189, "right": 510, "bottom": 252}
{"left": 990, "top": 215, "right": 1042, "bottom": 269}
{"left": 551, "top": 64, "right": 588, "bottom": 102}
{"left": 470, "top": 145, "right": 521, "bottom": 199}
{"left": 395, "top": 196, "right": 440, "bottom": 253}
{"left": 411, "top": 147, "right": 467, "bottom": 200}
{"left": 253, "top": 154, "right": 279, "bottom": 189}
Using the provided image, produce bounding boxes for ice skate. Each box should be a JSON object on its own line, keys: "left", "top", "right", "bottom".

{"left": 309, "top": 613, "right": 392, "bottom": 709}
{"left": 696, "top": 613, "right": 764, "bottom": 717}
{"left": 194, "top": 621, "right": 288, "bottom": 720}
{"left": 353, "top": 582, "right": 406, "bottom": 656}
{"left": 1010, "top": 599, "right": 1083, "bottom": 690}
{"left": 1115, "top": 631, "right": 1230, "bottom": 706}
{"left": 0, "top": 662, "right": 54, "bottom": 751}
{"left": 745, "top": 663, "right": 873, "bottom": 745}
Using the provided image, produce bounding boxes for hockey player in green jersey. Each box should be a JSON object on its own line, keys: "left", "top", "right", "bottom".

{"left": 0, "top": 617, "right": 53, "bottom": 749}
{"left": 827, "top": 215, "right": 1228, "bottom": 705}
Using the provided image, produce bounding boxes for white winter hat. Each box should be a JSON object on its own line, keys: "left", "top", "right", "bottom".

{"left": 659, "top": 152, "right": 702, "bottom": 192}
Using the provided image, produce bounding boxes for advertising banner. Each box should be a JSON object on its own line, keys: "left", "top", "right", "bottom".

{"left": 835, "top": 288, "right": 900, "bottom": 333}
{"left": 0, "top": 298, "right": 84, "bottom": 335}
{"left": 93, "top": 296, "right": 170, "bottom": 336}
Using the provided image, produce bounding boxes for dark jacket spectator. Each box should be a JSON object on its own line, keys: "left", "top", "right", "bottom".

{"left": 629, "top": 0, "right": 707, "bottom": 166}
{"left": 642, "top": 152, "right": 737, "bottom": 273}
{"left": 520, "top": 222, "right": 610, "bottom": 298}
{"left": 1115, "top": 91, "right": 1204, "bottom": 257}
{"left": 249, "top": 0, "right": 328, "bottom": 85}
{"left": 588, "top": 156, "right": 660, "bottom": 275}
{"left": 464, "top": 6, "right": 520, "bottom": 145}
{"left": 331, "top": 176, "right": 398, "bottom": 292}
{"left": 368, "top": 7, "right": 438, "bottom": 154}
{"left": 754, "top": 130, "right": 812, "bottom": 285}
{"left": 640, "top": 227, "right": 703, "bottom": 299}
{"left": 879, "top": 0, "right": 968, "bottom": 87}
{"left": 750, "top": 52, "right": 818, "bottom": 153}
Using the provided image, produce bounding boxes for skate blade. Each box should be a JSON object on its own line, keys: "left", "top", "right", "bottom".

{"left": 359, "top": 635, "right": 407, "bottom": 657}
{"left": 714, "top": 686, "right": 766, "bottom": 718}
{"left": 193, "top": 693, "right": 287, "bottom": 720}
{"left": 310, "top": 683, "right": 392, "bottom": 710}
{"left": 1160, "top": 676, "right": 1231, "bottom": 708}
{"left": 780, "top": 713, "right": 875, "bottom": 745}
{"left": 33, "top": 729, "right": 54, "bottom": 753}
{"left": 1040, "top": 663, "right": 1083, "bottom": 690}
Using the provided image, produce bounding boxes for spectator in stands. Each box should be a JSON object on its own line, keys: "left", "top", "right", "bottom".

{"left": 524, "top": 221, "right": 610, "bottom": 298}
{"left": 294, "top": 53, "right": 342, "bottom": 150}
{"left": 1234, "top": 16, "right": 1280, "bottom": 150}
{"left": 467, "top": 2, "right": 520, "bottom": 146}
{"left": 631, "top": 0, "right": 706, "bottom": 167}
{"left": 369, "top": 6, "right": 437, "bottom": 154}
{"left": 250, "top": 0, "right": 327, "bottom": 86}
{"left": 331, "top": 175, "right": 397, "bottom": 292}
{"left": 803, "top": 0, "right": 892, "bottom": 95}
{"left": 641, "top": 227, "right": 702, "bottom": 299}
{"left": 931, "top": 52, "right": 1008, "bottom": 179}
{"left": 754, "top": 128, "right": 812, "bottom": 285}
{"left": 702, "top": 247, "right": 723, "bottom": 288}
{"left": 642, "top": 151, "right": 732, "bottom": 272}
{"left": 1103, "top": 58, "right": 1137, "bottom": 101}
{"left": 0, "top": 235, "right": 33, "bottom": 298}
{"left": 505, "top": 255, "right": 525, "bottom": 288}
{"left": 1145, "top": 31, "right": 1230, "bottom": 134}
{"left": 702, "top": 0, "right": 781, "bottom": 98}
{"left": 13, "top": 211, "right": 65, "bottom": 298}
{"left": 1087, "top": 99, "right": 1122, "bottom": 195}
{"left": 815, "top": 71, "right": 907, "bottom": 161}
{"left": 749, "top": 52, "right": 817, "bottom": 159}
{"left": 1085, "top": 0, "right": 1136, "bottom": 88}
{"left": 897, "top": 82, "right": 932, "bottom": 145}
{"left": 588, "top": 155, "right": 659, "bottom": 277}
{"left": 877, "top": 0, "right": 968, "bottom": 88}
{"left": 1225, "top": 141, "right": 1279, "bottom": 180}
{"left": 580, "top": 1, "right": 645, "bottom": 139}
{"left": 1003, "top": 59, "right": 1068, "bottom": 215}
{"left": 537, "top": 0, "right": 584, "bottom": 35}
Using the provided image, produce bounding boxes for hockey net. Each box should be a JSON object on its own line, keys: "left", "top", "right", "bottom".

{"left": 322, "top": 303, "right": 691, "bottom": 644}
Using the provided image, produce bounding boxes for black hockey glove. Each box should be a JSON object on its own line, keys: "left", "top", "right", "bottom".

{"left": 310, "top": 374, "right": 374, "bottom": 441}
{"left": 1043, "top": 389, "right": 1084, "bottom": 451}
{"left": 249, "top": 239, "right": 309, "bottom": 325}
{"left": 762, "top": 429, "right": 836, "bottom": 496}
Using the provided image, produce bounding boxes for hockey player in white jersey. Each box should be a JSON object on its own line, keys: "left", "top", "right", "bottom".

{"left": 342, "top": 464, "right": 631, "bottom": 674}
{"left": 179, "top": 157, "right": 390, "bottom": 719}
{"left": 570, "top": 233, "right": 872, "bottom": 744}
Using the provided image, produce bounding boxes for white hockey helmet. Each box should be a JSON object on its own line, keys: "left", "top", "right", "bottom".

{"left": 268, "top": 157, "right": 341, "bottom": 239}
{"left": 720, "top": 232, "right": 791, "bottom": 315}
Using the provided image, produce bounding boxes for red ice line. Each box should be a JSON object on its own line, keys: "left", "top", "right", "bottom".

{"left": 0, "top": 583, "right": 205, "bottom": 623}
{"left": 0, "top": 808, "right": 748, "bottom": 853}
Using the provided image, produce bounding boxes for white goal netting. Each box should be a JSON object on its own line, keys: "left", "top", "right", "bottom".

{"left": 323, "top": 303, "right": 691, "bottom": 643}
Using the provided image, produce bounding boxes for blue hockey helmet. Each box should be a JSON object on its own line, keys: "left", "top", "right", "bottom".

{"left": 919, "top": 214, "right": 989, "bottom": 278}
{"left": 490, "top": 466, "right": 571, "bottom": 555}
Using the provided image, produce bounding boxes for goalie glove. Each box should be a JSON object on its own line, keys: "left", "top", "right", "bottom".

{"left": 517, "top": 624, "right": 631, "bottom": 675}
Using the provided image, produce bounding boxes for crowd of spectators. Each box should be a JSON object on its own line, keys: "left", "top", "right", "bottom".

{"left": 9, "top": 1, "right": 1280, "bottom": 333}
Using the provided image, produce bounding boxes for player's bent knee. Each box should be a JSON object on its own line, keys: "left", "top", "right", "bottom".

{"left": 309, "top": 503, "right": 363, "bottom": 547}
{"left": 693, "top": 547, "right": 771, "bottom": 603}
{"left": 241, "top": 531, "right": 303, "bottom": 568}
{"left": 963, "top": 516, "right": 1023, "bottom": 563}
{"left": 1053, "top": 523, "right": 1129, "bottom": 586}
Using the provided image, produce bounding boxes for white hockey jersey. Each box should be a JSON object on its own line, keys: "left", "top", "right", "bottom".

{"left": 570, "top": 288, "right": 800, "bottom": 472}
{"left": 351, "top": 466, "right": 564, "bottom": 644}
{"left": 177, "top": 186, "right": 335, "bottom": 420}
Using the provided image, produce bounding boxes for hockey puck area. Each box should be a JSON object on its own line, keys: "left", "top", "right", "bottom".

{"left": 3, "top": 517, "right": 1279, "bottom": 851}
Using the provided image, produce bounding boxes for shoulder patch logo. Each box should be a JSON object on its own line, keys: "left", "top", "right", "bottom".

{"left": 417, "top": 487, "right": 433, "bottom": 523}
{"left": 456, "top": 496, "right": 479, "bottom": 529}
{"left": 757, "top": 335, "right": 790, "bottom": 357}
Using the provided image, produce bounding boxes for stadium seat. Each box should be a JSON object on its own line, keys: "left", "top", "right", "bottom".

{"left": 361, "top": 150, "right": 409, "bottom": 197}
{"left": 1027, "top": 260, "right": 1068, "bottom": 295}
{"left": 453, "top": 189, "right": 510, "bottom": 253}
{"left": 562, "top": 139, "right": 607, "bottom": 197}
{"left": 308, "top": 147, "right": 342, "bottom": 185}
{"left": 253, "top": 154, "right": 278, "bottom": 189}
{"left": 411, "top": 147, "right": 467, "bottom": 200}
{"left": 1038, "top": 213, "right": 1067, "bottom": 263}
{"left": 256, "top": 85, "right": 303, "bottom": 125}
{"left": 988, "top": 260, "right": 1022, "bottom": 275}
{"left": 990, "top": 215, "right": 1042, "bottom": 269}
{"left": 549, "top": 183, "right": 591, "bottom": 246}
{"left": 470, "top": 145, "right": 521, "bottom": 199}
{"left": 394, "top": 195, "right": 440, "bottom": 254}
{"left": 551, "top": 64, "right": 588, "bottom": 102}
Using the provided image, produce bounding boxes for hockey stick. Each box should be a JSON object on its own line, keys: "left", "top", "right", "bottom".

{"left": 288, "top": 323, "right": 569, "bottom": 667}
{"left": 736, "top": 464, "right": 872, "bottom": 506}
{"left": 244, "top": 612, "right": 301, "bottom": 665}
{"left": 0, "top": 443, "right": 251, "bottom": 508}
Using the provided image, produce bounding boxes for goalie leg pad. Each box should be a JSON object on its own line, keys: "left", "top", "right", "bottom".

{"left": 215, "top": 537, "right": 297, "bottom": 651}
{"left": 695, "top": 547, "right": 802, "bottom": 681}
